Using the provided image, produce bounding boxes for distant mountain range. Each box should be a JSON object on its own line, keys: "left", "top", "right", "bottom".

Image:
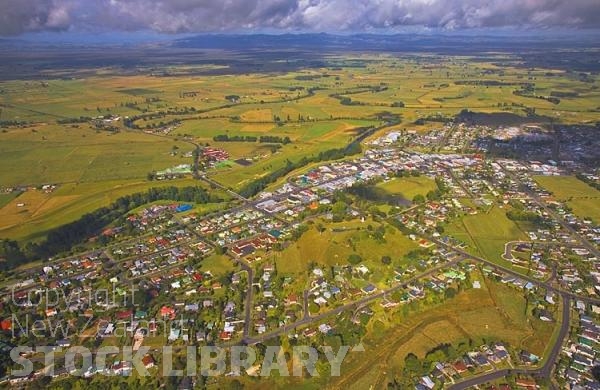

{"left": 174, "top": 32, "right": 600, "bottom": 53}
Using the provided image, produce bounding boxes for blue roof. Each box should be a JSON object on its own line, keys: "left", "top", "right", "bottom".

{"left": 176, "top": 204, "right": 193, "bottom": 212}
{"left": 362, "top": 284, "right": 376, "bottom": 293}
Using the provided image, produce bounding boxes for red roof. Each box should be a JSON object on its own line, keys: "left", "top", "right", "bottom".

{"left": 142, "top": 355, "right": 155, "bottom": 368}
{"left": 453, "top": 361, "right": 468, "bottom": 373}
{"left": 219, "top": 331, "right": 231, "bottom": 341}
{"left": 116, "top": 310, "right": 133, "bottom": 321}
{"left": 160, "top": 306, "right": 176, "bottom": 319}
{"left": 192, "top": 273, "right": 203, "bottom": 281}
{"left": 0, "top": 319, "right": 11, "bottom": 331}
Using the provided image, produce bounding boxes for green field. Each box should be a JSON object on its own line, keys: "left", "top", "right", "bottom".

{"left": 376, "top": 176, "right": 438, "bottom": 200}
{"left": 534, "top": 175, "right": 600, "bottom": 222}
{"left": 274, "top": 218, "right": 418, "bottom": 287}
{"left": 445, "top": 205, "right": 528, "bottom": 264}
{"left": 535, "top": 175, "right": 600, "bottom": 199}
{"left": 0, "top": 192, "right": 20, "bottom": 208}
{"left": 0, "top": 125, "right": 192, "bottom": 186}
{"left": 0, "top": 178, "right": 228, "bottom": 242}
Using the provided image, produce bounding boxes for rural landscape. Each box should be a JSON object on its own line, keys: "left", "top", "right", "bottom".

{"left": 1, "top": 1, "right": 600, "bottom": 389}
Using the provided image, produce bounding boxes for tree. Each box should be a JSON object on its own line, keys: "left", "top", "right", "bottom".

{"left": 412, "top": 194, "right": 425, "bottom": 204}
{"left": 381, "top": 256, "right": 392, "bottom": 265}
{"left": 404, "top": 353, "right": 421, "bottom": 373}
{"left": 347, "top": 254, "right": 363, "bottom": 265}
{"left": 445, "top": 287, "right": 457, "bottom": 299}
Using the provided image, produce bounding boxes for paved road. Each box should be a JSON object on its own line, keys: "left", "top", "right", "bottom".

{"left": 430, "top": 235, "right": 600, "bottom": 306}
{"left": 242, "top": 256, "right": 465, "bottom": 345}
{"left": 500, "top": 166, "right": 600, "bottom": 259}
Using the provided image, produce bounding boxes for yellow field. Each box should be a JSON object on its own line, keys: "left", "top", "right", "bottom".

{"left": 0, "top": 178, "right": 208, "bottom": 241}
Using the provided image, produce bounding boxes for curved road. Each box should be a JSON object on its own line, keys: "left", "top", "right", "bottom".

{"left": 449, "top": 295, "right": 571, "bottom": 389}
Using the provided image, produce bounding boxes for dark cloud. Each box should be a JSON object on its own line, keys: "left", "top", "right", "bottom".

{"left": 1, "top": 0, "right": 599, "bottom": 36}
{"left": 0, "top": 0, "right": 74, "bottom": 35}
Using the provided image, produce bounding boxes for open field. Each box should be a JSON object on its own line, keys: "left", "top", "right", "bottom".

{"left": 0, "top": 125, "right": 193, "bottom": 186}
{"left": 569, "top": 198, "right": 600, "bottom": 223}
{"left": 199, "top": 253, "right": 236, "bottom": 276}
{"left": 0, "top": 178, "right": 227, "bottom": 242}
{"left": 534, "top": 175, "right": 600, "bottom": 199}
{"left": 534, "top": 175, "right": 600, "bottom": 222}
{"left": 375, "top": 176, "right": 438, "bottom": 200}
{"left": 0, "top": 192, "right": 20, "bottom": 209}
{"left": 445, "top": 205, "right": 528, "bottom": 264}
{"left": 274, "top": 218, "right": 418, "bottom": 286}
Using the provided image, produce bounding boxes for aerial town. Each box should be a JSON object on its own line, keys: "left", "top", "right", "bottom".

{"left": 1, "top": 121, "right": 599, "bottom": 389}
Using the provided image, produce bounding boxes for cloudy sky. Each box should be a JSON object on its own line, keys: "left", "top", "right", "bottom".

{"left": 1, "top": 0, "right": 599, "bottom": 36}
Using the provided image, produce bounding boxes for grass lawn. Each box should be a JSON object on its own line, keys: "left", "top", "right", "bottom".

{"left": 199, "top": 254, "right": 236, "bottom": 276}
{"left": 534, "top": 175, "right": 600, "bottom": 199}
{"left": 376, "top": 176, "right": 438, "bottom": 200}
{"left": 570, "top": 197, "right": 600, "bottom": 223}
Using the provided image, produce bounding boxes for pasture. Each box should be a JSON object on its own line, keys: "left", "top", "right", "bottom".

{"left": 273, "top": 218, "right": 418, "bottom": 286}
{"left": 0, "top": 178, "right": 227, "bottom": 242}
{"left": 0, "top": 125, "right": 192, "bottom": 186}
{"left": 445, "top": 205, "right": 528, "bottom": 265}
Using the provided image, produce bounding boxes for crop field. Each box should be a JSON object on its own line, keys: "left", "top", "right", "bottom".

{"left": 534, "top": 175, "right": 600, "bottom": 222}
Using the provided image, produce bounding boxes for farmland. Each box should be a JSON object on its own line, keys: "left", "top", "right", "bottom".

{"left": 1, "top": 53, "right": 599, "bottom": 245}
{"left": 0, "top": 178, "right": 228, "bottom": 242}
{"left": 0, "top": 125, "right": 192, "bottom": 186}
{"left": 0, "top": 43, "right": 597, "bottom": 390}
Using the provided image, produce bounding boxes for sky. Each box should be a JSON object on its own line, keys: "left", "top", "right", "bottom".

{"left": 1, "top": 0, "right": 600, "bottom": 37}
